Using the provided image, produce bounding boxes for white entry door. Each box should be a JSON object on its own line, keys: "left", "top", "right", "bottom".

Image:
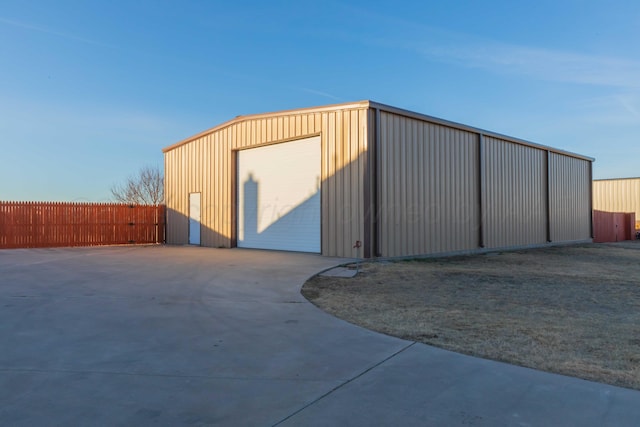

{"left": 237, "top": 136, "right": 321, "bottom": 253}
{"left": 189, "top": 192, "right": 201, "bottom": 245}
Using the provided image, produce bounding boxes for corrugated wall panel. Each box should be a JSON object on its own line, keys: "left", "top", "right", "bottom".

{"left": 364, "top": 108, "right": 377, "bottom": 257}
{"left": 164, "top": 108, "right": 367, "bottom": 257}
{"left": 322, "top": 111, "right": 335, "bottom": 256}
{"left": 377, "top": 112, "right": 479, "bottom": 257}
{"left": 483, "top": 136, "right": 546, "bottom": 248}
{"left": 549, "top": 153, "right": 591, "bottom": 241}
{"left": 203, "top": 135, "right": 212, "bottom": 246}
{"left": 593, "top": 178, "right": 640, "bottom": 219}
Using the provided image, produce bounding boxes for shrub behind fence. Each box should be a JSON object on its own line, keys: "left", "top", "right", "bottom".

{"left": 0, "top": 202, "right": 165, "bottom": 249}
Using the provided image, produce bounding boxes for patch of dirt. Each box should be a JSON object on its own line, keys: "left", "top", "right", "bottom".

{"left": 302, "top": 242, "right": 640, "bottom": 390}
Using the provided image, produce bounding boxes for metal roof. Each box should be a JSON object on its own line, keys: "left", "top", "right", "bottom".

{"left": 162, "top": 100, "right": 595, "bottom": 162}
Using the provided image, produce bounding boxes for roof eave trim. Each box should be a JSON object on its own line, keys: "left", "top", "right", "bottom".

{"left": 163, "top": 99, "right": 594, "bottom": 162}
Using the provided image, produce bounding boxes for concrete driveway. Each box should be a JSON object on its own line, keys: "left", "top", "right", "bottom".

{"left": 0, "top": 246, "right": 638, "bottom": 426}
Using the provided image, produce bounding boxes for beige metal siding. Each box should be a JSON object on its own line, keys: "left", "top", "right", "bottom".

{"left": 164, "top": 143, "right": 188, "bottom": 245}
{"left": 483, "top": 136, "right": 547, "bottom": 248}
{"left": 593, "top": 178, "right": 640, "bottom": 218}
{"left": 549, "top": 154, "right": 591, "bottom": 241}
{"left": 377, "top": 112, "right": 479, "bottom": 257}
{"left": 321, "top": 109, "right": 368, "bottom": 257}
{"left": 164, "top": 107, "right": 367, "bottom": 257}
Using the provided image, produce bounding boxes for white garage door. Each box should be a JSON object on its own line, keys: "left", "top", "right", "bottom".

{"left": 237, "top": 136, "right": 321, "bottom": 253}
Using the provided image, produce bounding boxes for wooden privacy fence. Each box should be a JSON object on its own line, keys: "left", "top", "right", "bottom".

{"left": 592, "top": 210, "right": 636, "bottom": 243}
{"left": 0, "top": 202, "right": 165, "bottom": 249}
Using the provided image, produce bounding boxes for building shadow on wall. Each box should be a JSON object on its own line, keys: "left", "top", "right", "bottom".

{"left": 240, "top": 173, "right": 320, "bottom": 252}
{"left": 163, "top": 172, "right": 321, "bottom": 252}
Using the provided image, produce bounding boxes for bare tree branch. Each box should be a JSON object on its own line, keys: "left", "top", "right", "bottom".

{"left": 110, "top": 165, "right": 164, "bottom": 205}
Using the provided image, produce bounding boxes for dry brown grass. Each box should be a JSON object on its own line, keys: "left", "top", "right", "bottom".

{"left": 302, "top": 241, "right": 640, "bottom": 390}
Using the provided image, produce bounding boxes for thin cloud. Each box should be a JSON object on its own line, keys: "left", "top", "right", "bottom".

{"left": 0, "top": 17, "right": 115, "bottom": 49}
{"left": 574, "top": 93, "right": 640, "bottom": 125}
{"left": 420, "top": 41, "right": 640, "bottom": 89}
{"left": 617, "top": 94, "right": 640, "bottom": 118}
{"left": 299, "top": 87, "right": 343, "bottom": 101}
{"left": 330, "top": 5, "right": 640, "bottom": 90}
{"left": 0, "top": 97, "right": 179, "bottom": 143}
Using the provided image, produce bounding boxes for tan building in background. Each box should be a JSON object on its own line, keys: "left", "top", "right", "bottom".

{"left": 163, "top": 100, "right": 593, "bottom": 258}
{"left": 593, "top": 177, "right": 640, "bottom": 230}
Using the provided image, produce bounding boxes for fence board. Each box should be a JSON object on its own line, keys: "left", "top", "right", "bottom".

{"left": 0, "top": 202, "right": 165, "bottom": 249}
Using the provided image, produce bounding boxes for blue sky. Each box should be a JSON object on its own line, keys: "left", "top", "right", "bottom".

{"left": 1, "top": 0, "right": 639, "bottom": 201}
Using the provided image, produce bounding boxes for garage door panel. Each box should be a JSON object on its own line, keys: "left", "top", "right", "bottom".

{"left": 237, "top": 136, "right": 321, "bottom": 253}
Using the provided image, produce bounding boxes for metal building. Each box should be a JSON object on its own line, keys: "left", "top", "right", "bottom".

{"left": 593, "top": 177, "right": 640, "bottom": 226}
{"left": 163, "top": 101, "right": 593, "bottom": 258}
